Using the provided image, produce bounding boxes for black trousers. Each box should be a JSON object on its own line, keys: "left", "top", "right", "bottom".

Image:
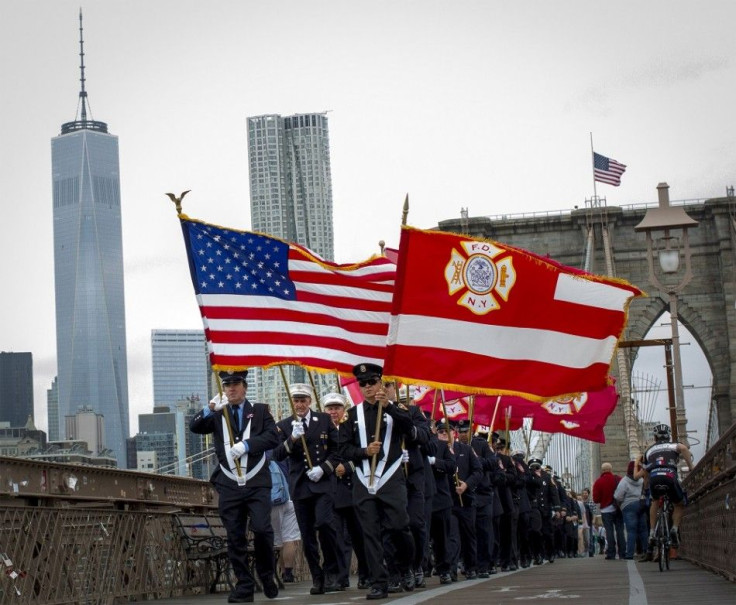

{"left": 475, "top": 502, "right": 494, "bottom": 572}
{"left": 499, "top": 508, "right": 519, "bottom": 567}
{"left": 335, "top": 505, "right": 370, "bottom": 583}
{"left": 451, "top": 504, "right": 478, "bottom": 573}
{"left": 430, "top": 507, "right": 452, "bottom": 574}
{"left": 216, "top": 482, "right": 274, "bottom": 596}
{"left": 293, "top": 492, "right": 341, "bottom": 581}
{"left": 354, "top": 476, "right": 414, "bottom": 589}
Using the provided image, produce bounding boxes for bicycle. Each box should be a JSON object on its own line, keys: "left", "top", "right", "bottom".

{"left": 652, "top": 491, "right": 674, "bottom": 571}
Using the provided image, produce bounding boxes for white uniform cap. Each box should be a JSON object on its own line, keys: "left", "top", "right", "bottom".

{"left": 289, "top": 383, "right": 313, "bottom": 398}
{"left": 322, "top": 392, "right": 347, "bottom": 407}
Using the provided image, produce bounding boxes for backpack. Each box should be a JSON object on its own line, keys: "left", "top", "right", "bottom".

{"left": 269, "top": 460, "right": 290, "bottom": 505}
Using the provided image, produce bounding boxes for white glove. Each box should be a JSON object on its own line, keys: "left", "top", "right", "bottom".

{"left": 210, "top": 393, "right": 229, "bottom": 411}
{"left": 428, "top": 456, "right": 436, "bottom": 466}
{"left": 230, "top": 441, "right": 247, "bottom": 458}
{"left": 401, "top": 449, "right": 410, "bottom": 463}
{"left": 291, "top": 420, "right": 306, "bottom": 440}
{"left": 307, "top": 466, "right": 324, "bottom": 482}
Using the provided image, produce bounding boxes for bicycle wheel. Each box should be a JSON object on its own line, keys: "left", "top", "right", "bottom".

{"left": 657, "top": 512, "right": 667, "bottom": 572}
{"left": 658, "top": 538, "right": 665, "bottom": 572}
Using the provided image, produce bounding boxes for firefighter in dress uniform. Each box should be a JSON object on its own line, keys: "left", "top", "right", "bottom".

{"left": 272, "top": 383, "right": 343, "bottom": 595}
{"left": 339, "top": 363, "right": 417, "bottom": 600}
{"left": 189, "top": 370, "right": 280, "bottom": 604}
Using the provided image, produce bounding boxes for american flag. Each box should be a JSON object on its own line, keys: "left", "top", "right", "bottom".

{"left": 593, "top": 152, "right": 627, "bottom": 186}
{"left": 180, "top": 217, "right": 396, "bottom": 375}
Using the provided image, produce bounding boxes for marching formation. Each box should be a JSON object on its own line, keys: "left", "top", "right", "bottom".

{"left": 191, "top": 363, "right": 598, "bottom": 604}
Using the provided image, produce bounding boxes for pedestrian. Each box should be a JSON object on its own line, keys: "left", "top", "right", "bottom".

{"left": 614, "top": 460, "right": 648, "bottom": 560}
{"left": 592, "top": 462, "right": 626, "bottom": 560}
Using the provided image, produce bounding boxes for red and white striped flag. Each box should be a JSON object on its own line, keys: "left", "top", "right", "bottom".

{"left": 180, "top": 216, "right": 395, "bottom": 374}
{"left": 384, "top": 227, "right": 643, "bottom": 401}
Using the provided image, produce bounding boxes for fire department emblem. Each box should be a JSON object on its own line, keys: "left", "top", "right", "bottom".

{"left": 542, "top": 393, "right": 588, "bottom": 416}
{"left": 445, "top": 240, "right": 516, "bottom": 315}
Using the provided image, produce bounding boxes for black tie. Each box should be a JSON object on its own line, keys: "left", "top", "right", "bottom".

{"left": 302, "top": 417, "right": 308, "bottom": 433}
{"left": 231, "top": 405, "right": 241, "bottom": 432}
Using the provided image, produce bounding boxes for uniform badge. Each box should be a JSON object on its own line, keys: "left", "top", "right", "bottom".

{"left": 542, "top": 393, "right": 588, "bottom": 415}
{"left": 445, "top": 240, "right": 516, "bottom": 315}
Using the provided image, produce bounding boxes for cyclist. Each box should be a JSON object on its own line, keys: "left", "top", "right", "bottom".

{"left": 634, "top": 424, "right": 693, "bottom": 554}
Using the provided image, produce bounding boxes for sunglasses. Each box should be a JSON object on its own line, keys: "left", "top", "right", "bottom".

{"left": 358, "top": 377, "right": 379, "bottom": 388}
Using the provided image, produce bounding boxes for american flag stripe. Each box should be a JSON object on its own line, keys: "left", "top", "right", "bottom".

{"left": 200, "top": 303, "right": 389, "bottom": 334}
{"left": 181, "top": 217, "right": 395, "bottom": 374}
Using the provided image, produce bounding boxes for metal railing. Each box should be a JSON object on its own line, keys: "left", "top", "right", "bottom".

{"left": 680, "top": 419, "right": 736, "bottom": 581}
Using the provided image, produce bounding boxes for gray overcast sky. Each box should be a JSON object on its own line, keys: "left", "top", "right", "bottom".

{"left": 1, "top": 1, "right": 731, "bottom": 456}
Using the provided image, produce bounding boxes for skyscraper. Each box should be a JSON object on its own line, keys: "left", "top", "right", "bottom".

{"left": 0, "top": 352, "right": 34, "bottom": 427}
{"left": 51, "top": 12, "right": 129, "bottom": 466}
{"left": 151, "top": 330, "right": 211, "bottom": 408}
{"left": 247, "top": 113, "right": 334, "bottom": 260}
{"left": 246, "top": 113, "right": 335, "bottom": 411}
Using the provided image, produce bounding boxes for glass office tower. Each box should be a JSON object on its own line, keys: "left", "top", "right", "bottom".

{"left": 0, "top": 352, "right": 34, "bottom": 427}
{"left": 151, "top": 329, "right": 211, "bottom": 407}
{"left": 50, "top": 12, "right": 129, "bottom": 466}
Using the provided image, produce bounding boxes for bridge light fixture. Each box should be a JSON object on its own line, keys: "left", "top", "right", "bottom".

{"left": 635, "top": 183, "right": 698, "bottom": 447}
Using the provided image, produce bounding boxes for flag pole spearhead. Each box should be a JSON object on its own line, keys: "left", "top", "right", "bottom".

{"left": 165, "top": 190, "right": 191, "bottom": 216}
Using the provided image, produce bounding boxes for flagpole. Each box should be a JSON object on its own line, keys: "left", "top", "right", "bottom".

{"left": 590, "top": 132, "right": 598, "bottom": 203}
{"left": 334, "top": 371, "right": 341, "bottom": 392}
{"left": 396, "top": 380, "right": 408, "bottom": 477}
{"left": 488, "top": 395, "right": 502, "bottom": 443}
{"left": 278, "top": 365, "right": 313, "bottom": 469}
{"left": 308, "top": 371, "right": 322, "bottom": 411}
{"left": 430, "top": 390, "right": 439, "bottom": 423}
{"left": 468, "top": 395, "right": 476, "bottom": 432}
{"left": 440, "top": 389, "right": 464, "bottom": 507}
{"left": 505, "top": 406, "right": 512, "bottom": 453}
{"left": 216, "top": 374, "right": 242, "bottom": 477}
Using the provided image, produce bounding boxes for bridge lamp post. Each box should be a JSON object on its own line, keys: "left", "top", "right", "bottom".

{"left": 635, "top": 183, "right": 698, "bottom": 446}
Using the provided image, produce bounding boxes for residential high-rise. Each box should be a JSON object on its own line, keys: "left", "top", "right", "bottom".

{"left": 247, "top": 113, "right": 334, "bottom": 259}
{"left": 51, "top": 12, "right": 129, "bottom": 466}
{"left": 0, "top": 352, "right": 34, "bottom": 427}
{"left": 246, "top": 113, "right": 336, "bottom": 412}
{"left": 151, "top": 330, "right": 211, "bottom": 408}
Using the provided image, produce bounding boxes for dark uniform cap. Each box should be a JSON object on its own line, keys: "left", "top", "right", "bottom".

{"left": 491, "top": 431, "right": 500, "bottom": 442}
{"left": 220, "top": 370, "right": 248, "bottom": 384}
{"left": 528, "top": 458, "right": 543, "bottom": 469}
{"left": 436, "top": 419, "right": 449, "bottom": 431}
{"left": 352, "top": 363, "right": 383, "bottom": 381}
{"left": 457, "top": 419, "right": 471, "bottom": 433}
{"left": 496, "top": 437, "right": 507, "bottom": 448}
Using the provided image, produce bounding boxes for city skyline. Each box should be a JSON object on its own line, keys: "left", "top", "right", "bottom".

{"left": 1, "top": 2, "right": 733, "bottom": 451}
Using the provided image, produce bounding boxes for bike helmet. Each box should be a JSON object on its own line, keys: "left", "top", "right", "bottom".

{"left": 652, "top": 423, "right": 671, "bottom": 443}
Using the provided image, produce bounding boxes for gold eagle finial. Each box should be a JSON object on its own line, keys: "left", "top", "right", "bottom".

{"left": 165, "top": 190, "right": 191, "bottom": 215}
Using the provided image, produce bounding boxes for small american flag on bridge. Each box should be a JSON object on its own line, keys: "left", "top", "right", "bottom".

{"left": 593, "top": 152, "right": 627, "bottom": 186}
{"left": 179, "top": 216, "right": 395, "bottom": 375}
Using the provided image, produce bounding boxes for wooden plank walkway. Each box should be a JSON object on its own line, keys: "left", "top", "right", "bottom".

{"left": 157, "top": 555, "right": 736, "bottom": 604}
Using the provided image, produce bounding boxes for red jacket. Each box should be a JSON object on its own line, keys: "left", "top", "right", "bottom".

{"left": 592, "top": 471, "right": 621, "bottom": 509}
